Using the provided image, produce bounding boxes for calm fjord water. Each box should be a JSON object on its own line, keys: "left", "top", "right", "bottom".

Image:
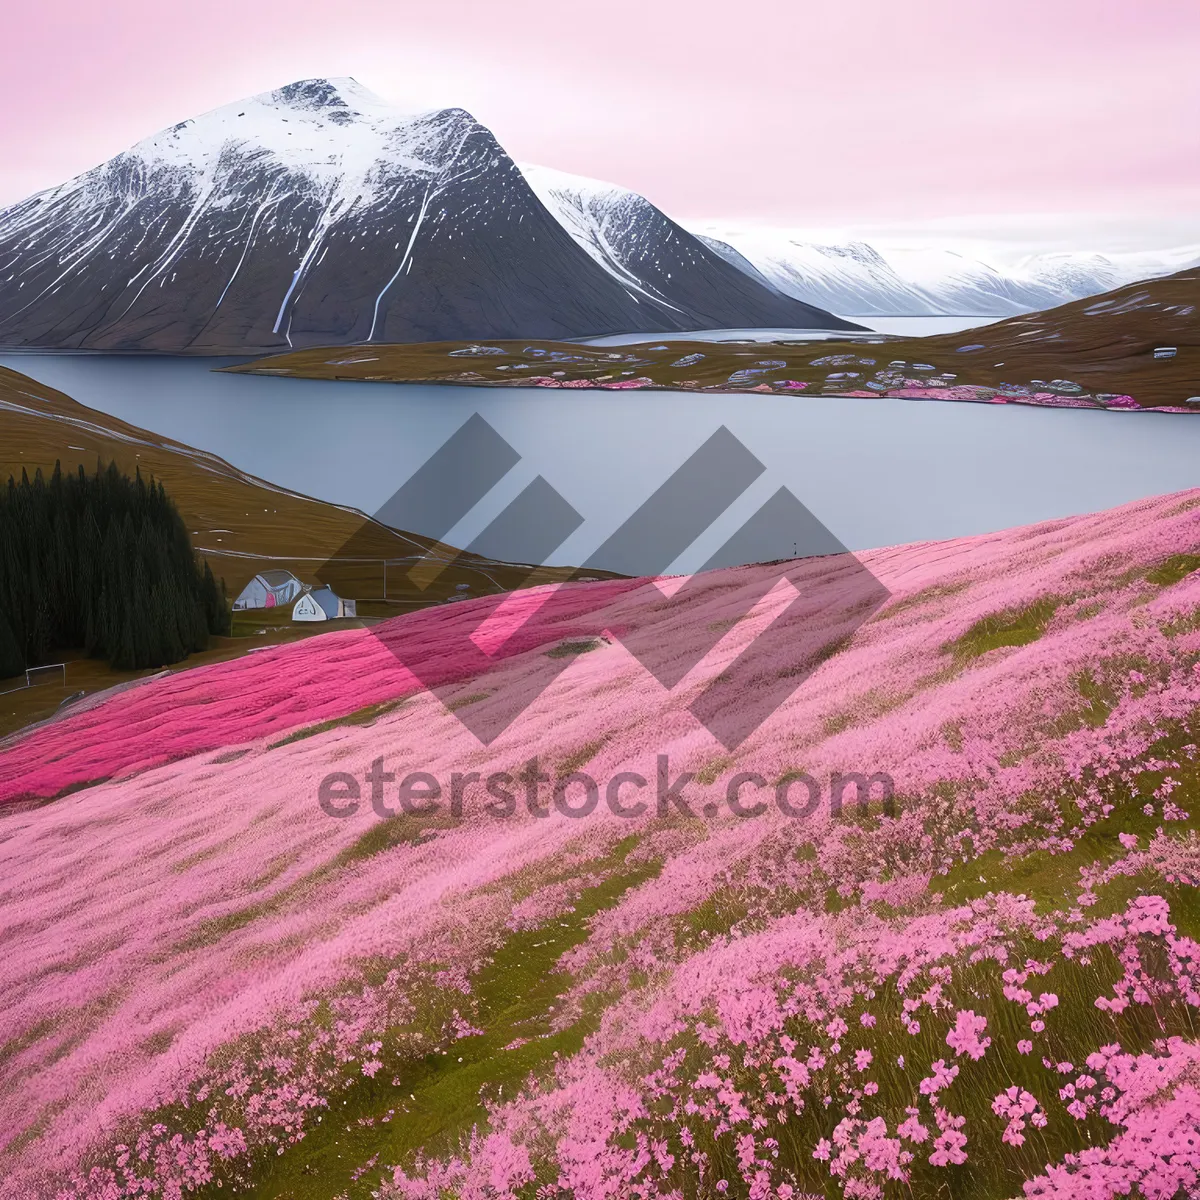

{"left": 4, "top": 352, "right": 1198, "bottom": 574}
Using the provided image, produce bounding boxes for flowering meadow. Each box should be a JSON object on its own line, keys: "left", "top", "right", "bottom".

{"left": 2, "top": 490, "right": 1200, "bottom": 1199}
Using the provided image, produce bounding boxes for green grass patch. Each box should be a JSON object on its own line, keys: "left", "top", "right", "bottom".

{"left": 557, "top": 736, "right": 609, "bottom": 776}
{"left": 545, "top": 638, "right": 602, "bottom": 659}
{"left": 941, "top": 716, "right": 1200, "bottom": 912}
{"left": 1073, "top": 667, "right": 1118, "bottom": 729}
{"left": 210, "top": 748, "right": 250, "bottom": 765}
{"left": 55, "top": 776, "right": 112, "bottom": 799}
{"left": 267, "top": 698, "right": 405, "bottom": 749}
{"left": 696, "top": 755, "right": 734, "bottom": 786}
{"left": 674, "top": 887, "right": 753, "bottom": 953}
{"left": 776, "top": 633, "right": 853, "bottom": 679}
{"left": 331, "top": 813, "right": 457, "bottom": 870}
{"left": 0, "top": 1017, "right": 56, "bottom": 1073}
{"left": 234, "top": 837, "right": 660, "bottom": 1200}
{"left": 939, "top": 817, "right": 1147, "bottom": 913}
{"left": 822, "top": 687, "right": 910, "bottom": 737}
{"left": 944, "top": 596, "right": 1061, "bottom": 661}
{"left": 706, "top": 615, "right": 744, "bottom": 633}
{"left": 875, "top": 579, "right": 970, "bottom": 620}
{"left": 1164, "top": 605, "right": 1200, "bottom": 638}
{"left": 1147, "top": 553, "right": 1200, "bottom": 588}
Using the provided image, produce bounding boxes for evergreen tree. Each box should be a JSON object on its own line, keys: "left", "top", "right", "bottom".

{"left": 0, "top": 460, "right": 230, "bottom": 678}
{"left": 0, "top": 607, "right": 22, "bottom": 680}
{"left": 201, "top": 562, "right": 231, "bottom": 636}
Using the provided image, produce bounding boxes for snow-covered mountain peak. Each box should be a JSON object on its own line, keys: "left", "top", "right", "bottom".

{"left": 808, "top": 240, "right": 890, "bottom": 269}
{"left": 117, "top": 79, "right": 484, "bottom": 193}
{"left": 270, "top": 76, "right": 384, "bottom": 114}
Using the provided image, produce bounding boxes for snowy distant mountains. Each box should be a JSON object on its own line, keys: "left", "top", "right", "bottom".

{"left": 0, "top": 78, "right": 853, "bottom": 353}
{"left": 501, "top": 167, "right": 1200, "bottom": 323}
{"left": 692, "top": 231, "right": 1200, "bottom": 318}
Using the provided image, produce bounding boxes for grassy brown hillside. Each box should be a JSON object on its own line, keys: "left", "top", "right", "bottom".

{"left": 0, "top": 364, "right": 595, "bottom": 735}
{"left": 229, "top": 269, "right": 1200, "bottom": 411}
{"left": 0, "top": 364, "right": 584, "bottom": 599}
{"left": 915, "top": 267, "right": 1200, "bottom": 405}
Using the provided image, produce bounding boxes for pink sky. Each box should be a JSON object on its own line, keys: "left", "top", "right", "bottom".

{"left": 5, "top": 0, "right": 1199, "bottom": 232}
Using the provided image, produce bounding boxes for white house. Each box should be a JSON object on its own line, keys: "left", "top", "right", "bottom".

{"left": 232, "top": 569, "right": 306, "bottom": 611}
{"left": 293, "top": 587, "right": 356, "bottom": 622}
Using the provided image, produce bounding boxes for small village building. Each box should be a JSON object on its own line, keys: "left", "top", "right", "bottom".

{"left": 292, "top": 587, "right": 356, "bottom": 622}
{"left": 232, "top": 570, "right": 306, "bottom": 611}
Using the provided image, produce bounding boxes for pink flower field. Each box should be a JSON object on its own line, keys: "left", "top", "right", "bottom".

{"left": 3, "top": 490, "right": 1200, "bottom": 1199}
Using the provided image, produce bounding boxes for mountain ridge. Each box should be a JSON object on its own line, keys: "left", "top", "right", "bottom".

{"left": 0, "top": 78, "right": 855, "bottom": 353}
{"left": 517, "top": 164, "right": 844, "bottom": 330}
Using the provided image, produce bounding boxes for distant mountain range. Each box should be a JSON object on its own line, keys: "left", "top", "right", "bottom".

{"left": 0, "top": 78, "right": 855, "bottom": 354}
{"left": 2, "top": 75, "right": 1195, "bottom": 353}
{"left": 692, "top": 230, "right": 1200, "bottom": 318}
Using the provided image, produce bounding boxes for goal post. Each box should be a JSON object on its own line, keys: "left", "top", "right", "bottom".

{"left": 26, "top": 663, "right": 66, "bottom": 689}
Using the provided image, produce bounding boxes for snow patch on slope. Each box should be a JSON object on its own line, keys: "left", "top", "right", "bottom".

{"left": 521, "top": 168, "right": 641, "bottom": 274}
{"left": 519, "top": 163, "right": 682, "bottom": 308}
{"left": 128, "top": 78, "right": 445, "bottom": 189}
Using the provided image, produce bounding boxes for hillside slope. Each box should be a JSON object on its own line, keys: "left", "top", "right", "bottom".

{"left": 0, "top": 363, "right": 561, "bottom": 601}
{"left": 0, "top": 363, "right": 589, "bottom": 733}
{"left": 913, "top": 266, "right": 1200, "bottom": 406}
{"left": 1, "top": 490, "right": 1198, "bottom": 1198}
